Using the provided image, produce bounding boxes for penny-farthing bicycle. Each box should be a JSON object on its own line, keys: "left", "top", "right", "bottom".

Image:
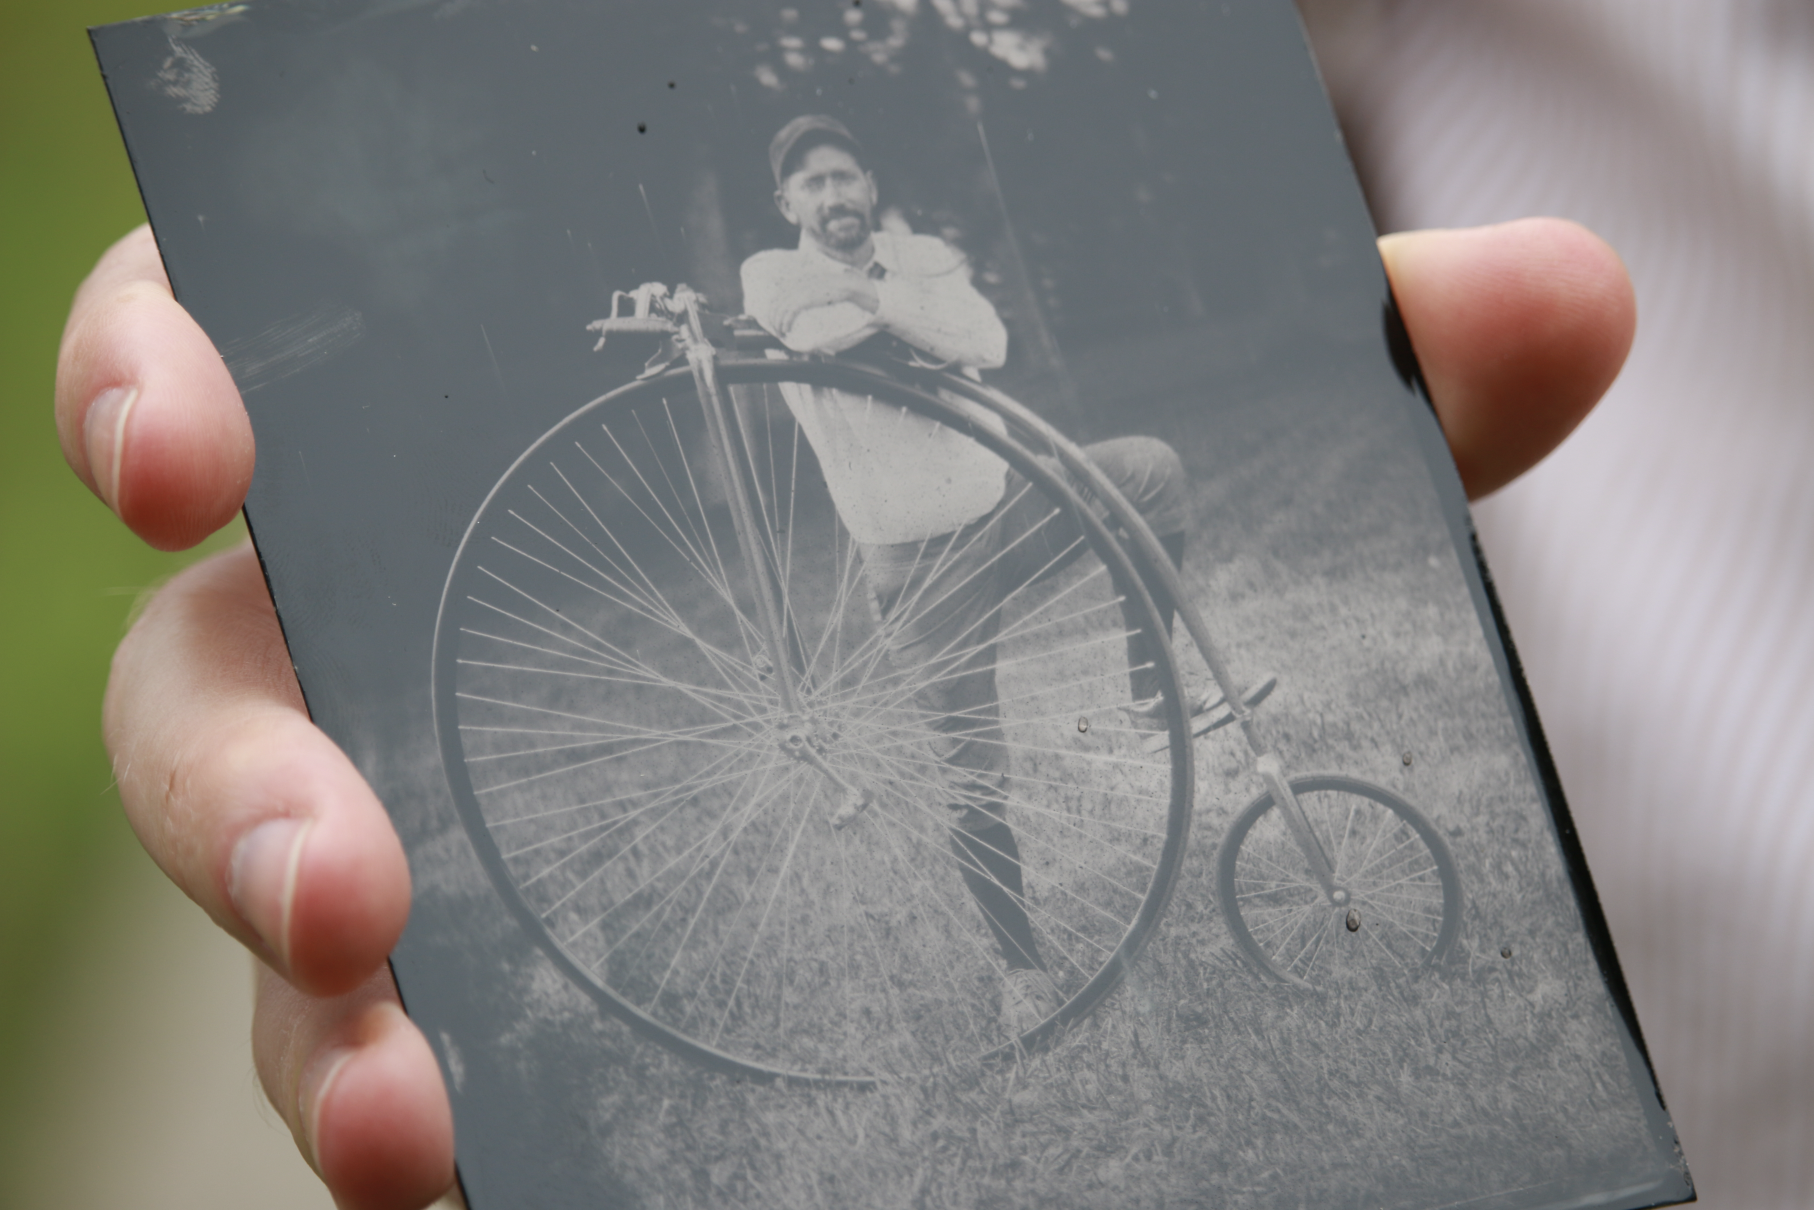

{"left": 432, "top": 284, "right": 1462, "bottom": 1087}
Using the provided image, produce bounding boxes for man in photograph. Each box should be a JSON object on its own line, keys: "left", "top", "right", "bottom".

{"left": 740, "top": 115, "right": 1203, "bottom": 1033}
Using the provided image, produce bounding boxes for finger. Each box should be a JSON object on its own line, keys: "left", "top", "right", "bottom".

{"left": 255, "top": 964, "right": 456, "bottom": 1210}
{"left": 1379, "top": 217, "right": 1636, "bottom": 499}
{"left": 104, "top": 544, "right": 410, "bottom": 996}
{"left": 55, "top": 224, "right": 254, "bottom": 550}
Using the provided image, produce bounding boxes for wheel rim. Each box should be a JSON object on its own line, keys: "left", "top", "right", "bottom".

{"left": 1218, "top": 773, "right": 1461, "bottom": 988}
{"left": 434, "top": 363, "right": 1193, "bottom": 1081}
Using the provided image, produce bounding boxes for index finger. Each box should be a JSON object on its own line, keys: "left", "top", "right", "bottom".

{"left": 55, "top": 224, "right": 255, "bottom": 550}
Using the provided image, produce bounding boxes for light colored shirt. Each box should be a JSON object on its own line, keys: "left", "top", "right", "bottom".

{"left": 740, "top": 230, "right": 1011, "bottom": 546}
{"left": 1309, "top": 3, "right": 1814, "bottom": 1204}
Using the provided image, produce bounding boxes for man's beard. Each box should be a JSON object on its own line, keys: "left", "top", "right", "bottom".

{"left": 817, "top": 206, "right": 872, "bottom": 251}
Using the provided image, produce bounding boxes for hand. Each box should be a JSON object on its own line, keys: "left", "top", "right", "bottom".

{"left": 58, "top": 226, "right": 452, "bottom": 1210}
{"left": 56, "top": 216, "right": 1631, "bottom": 1210}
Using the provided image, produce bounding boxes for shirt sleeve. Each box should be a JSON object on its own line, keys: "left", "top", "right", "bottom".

{"left": 740, "top": 250, "right": 877, "bottom": 354}
{"left": 871, "top": 236, "right": 1008, "bottom": 370}
{"left": 739, "top": 250, "right": 793, "bottom": 337}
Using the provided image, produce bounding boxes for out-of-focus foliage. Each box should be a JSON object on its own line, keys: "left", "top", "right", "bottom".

{"left": 735, "top": 0, "right": 1130, "bottom": 89}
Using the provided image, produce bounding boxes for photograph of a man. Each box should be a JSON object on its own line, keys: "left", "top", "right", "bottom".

{"left": 740, "top": 115, "right": 1212, "bottom": 1033}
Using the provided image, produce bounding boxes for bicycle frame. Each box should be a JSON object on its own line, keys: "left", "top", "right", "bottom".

{"left": 595, "top": 282, "right": 1342, "bottom": 977}
{"left": 423, "top": 279, "right": 1463, "bottom": 1088}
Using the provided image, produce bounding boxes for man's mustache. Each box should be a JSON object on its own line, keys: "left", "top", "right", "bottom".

{"left": 823, "top": 206, "right": 869, "bottom": 224}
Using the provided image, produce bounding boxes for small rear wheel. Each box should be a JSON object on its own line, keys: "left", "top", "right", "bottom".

{"left": 1217, "top": 773, "right": 1461, "bottom": 987}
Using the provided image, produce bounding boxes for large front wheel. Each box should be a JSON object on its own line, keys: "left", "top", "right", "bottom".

{"left": 434, "top": 359, "right": 1195, "bottom": 1083}
{"left": 1217, "top": 773, "right": 1462, "bottom": 987}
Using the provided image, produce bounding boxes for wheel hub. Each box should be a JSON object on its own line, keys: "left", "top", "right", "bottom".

{"left": 775, "top": 714, "right": 873, "bottom": 830}
{"left": 776, "top": 713, "right": 836, "bottom": 761}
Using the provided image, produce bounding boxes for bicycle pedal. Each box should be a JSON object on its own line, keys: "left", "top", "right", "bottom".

{"left": 829, "top": 788, "right": 875, "bottom": 831}
{"left": 1140, "top": 673, "right": 1278, "bottom": 755}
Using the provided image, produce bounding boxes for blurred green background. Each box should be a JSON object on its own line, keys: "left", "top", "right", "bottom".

{"left": 0, "top": 1, "right": 327, "bottom": 1203}
{"left": 0, "top": 0, "right": 189, "bottom": 1106}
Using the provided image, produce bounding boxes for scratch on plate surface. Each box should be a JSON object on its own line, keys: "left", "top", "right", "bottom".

{"left": 438, "top": 1031, "right": 467, "bottom": 1093}
{"left": 152, "top": 37, "right": 220, "bottom": 114}
{"left": 165, "top": 2, "right": 249, "bottom": 25}
{"left": 222, "top": 303, "right": 366, "bottom": 393}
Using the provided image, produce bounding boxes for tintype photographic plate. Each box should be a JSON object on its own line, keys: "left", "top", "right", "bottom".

{"left": 93, "top": 2, "right": 1692, "bottom": 1206}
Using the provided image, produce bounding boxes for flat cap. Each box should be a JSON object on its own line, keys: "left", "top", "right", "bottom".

{"left": 769, "top": 114, "right": 862, "bottom": 186}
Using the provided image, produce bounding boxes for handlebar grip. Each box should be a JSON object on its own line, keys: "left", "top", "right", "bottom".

{"left": 597, "top": 317, "right": 677, "bottom": 336}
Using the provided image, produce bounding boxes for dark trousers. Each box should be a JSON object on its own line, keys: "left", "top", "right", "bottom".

{"left": 858, "top": 435, "right": 1188, "bottom": 831}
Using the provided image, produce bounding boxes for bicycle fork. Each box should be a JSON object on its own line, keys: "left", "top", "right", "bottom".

{"left": 1171, "top": 592, "right": 1344, "bottom": 911}
{"left": 674, "top": 294, "right": 873, "bottom": 829}
{"left": 1163, "top": 571, "right": 1339, "bottom": 902}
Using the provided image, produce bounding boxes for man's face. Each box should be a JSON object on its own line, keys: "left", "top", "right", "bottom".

{"left": 775, "top": 143, "right": 877, "bottom": 255}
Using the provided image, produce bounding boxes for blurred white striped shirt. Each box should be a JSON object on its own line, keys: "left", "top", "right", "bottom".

{"left": 1307, "top": 2, "right": 1814, "bottom": 1204}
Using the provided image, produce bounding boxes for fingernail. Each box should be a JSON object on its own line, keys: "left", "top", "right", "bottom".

{"left": 301, "top": 1043, "right": 355, "bottom": 1170}
{"left": 229, "top": 817, "right": 312, "bottom": 970}
{"left": 84, "top": 384, "right": 140, "bottom": 511}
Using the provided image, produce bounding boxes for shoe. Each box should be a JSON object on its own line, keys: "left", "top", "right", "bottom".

{"left": 1127, "top": 672, "right": 1278, "bottom": 754}
{"left": 1001, "top": 966, "right": 1062, "bottom": 1037}
{"left": 1123, "top": 685, "right": 1225, "bottom": 729}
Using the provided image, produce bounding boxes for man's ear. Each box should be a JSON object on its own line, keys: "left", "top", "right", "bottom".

{"left": 774, "top": 188, "right": 799, "bottom": 226}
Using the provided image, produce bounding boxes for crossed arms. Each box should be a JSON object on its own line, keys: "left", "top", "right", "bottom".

{"left": 740, "top": 231, "right": 1008, "bottom": 369}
